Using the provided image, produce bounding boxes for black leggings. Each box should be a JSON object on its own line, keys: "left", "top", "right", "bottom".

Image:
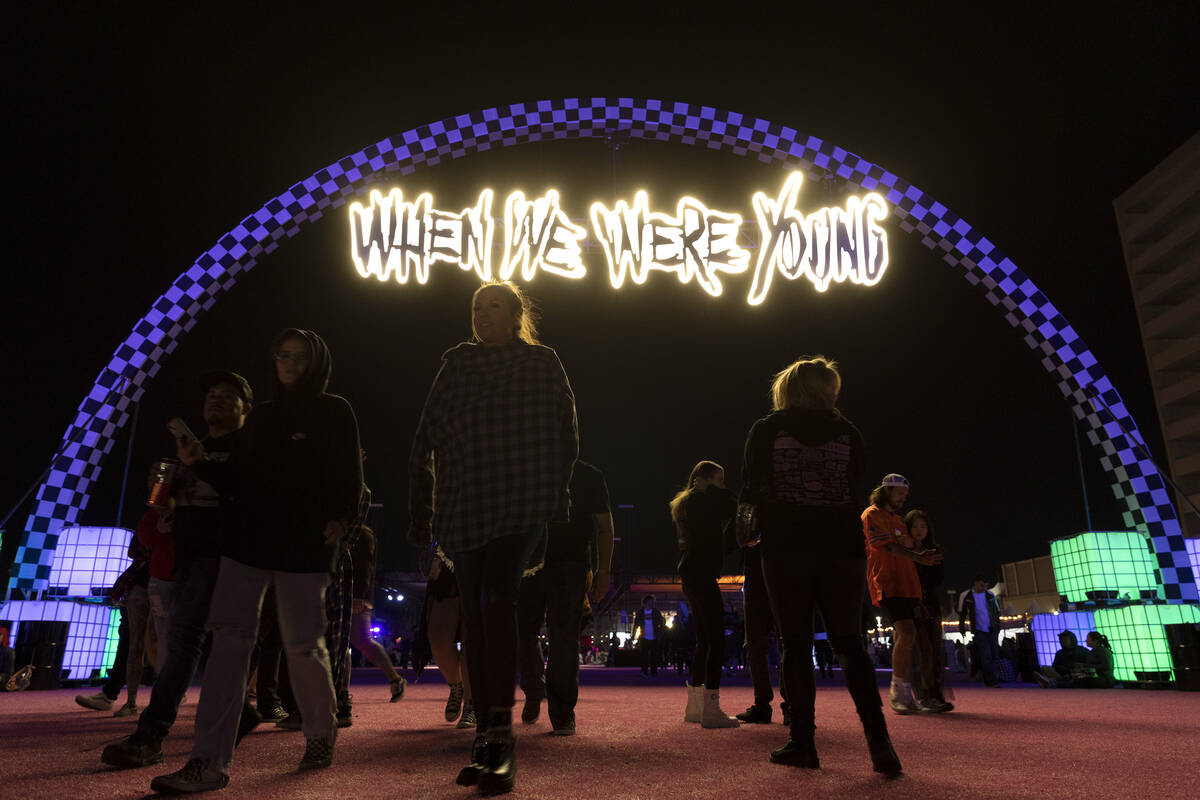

{"left": 454, "top": 528, "right": 543, "bottom": 734}
{"left": 759, "top": 532, "right": 886, "bottom": 740}
{"left": 680, "top": 562, "right": 725, "bottom": 689}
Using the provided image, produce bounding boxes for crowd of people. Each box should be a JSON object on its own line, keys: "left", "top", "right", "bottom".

{"left": 36, "top": 280, "right": 1115, "bottom": 795}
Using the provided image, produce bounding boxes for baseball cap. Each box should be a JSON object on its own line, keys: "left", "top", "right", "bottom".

{"left": 200, "top": 371, "right": 253, "bottom": 405}
{"left": 881, "top": 473, "right": 910, "bottom": 488}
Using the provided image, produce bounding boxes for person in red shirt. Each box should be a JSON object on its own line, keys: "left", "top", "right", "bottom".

{"left": 862, "top": 474, "right": 942, "bottom": 715}
{"left": 136, "top": 504, "right": 176, "bottom": 671}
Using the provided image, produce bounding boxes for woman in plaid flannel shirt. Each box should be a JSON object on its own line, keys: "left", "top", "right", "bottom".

{"left": 410, "top": 281, "right": 578, "bottom": 796}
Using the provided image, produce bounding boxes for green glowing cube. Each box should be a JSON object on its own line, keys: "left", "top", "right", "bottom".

{"left": 1094, "top": 604, "right": 1200, "bottom": 682}
{"left": 1049, "top": 531, "right": 1160, "bottom": 603}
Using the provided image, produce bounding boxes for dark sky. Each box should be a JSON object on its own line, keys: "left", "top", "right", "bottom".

{"left": 4, "top": 5, "right": 1198, "bottom": 591}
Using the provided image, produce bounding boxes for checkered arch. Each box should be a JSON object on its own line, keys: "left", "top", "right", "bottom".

{"left": 11, "top": 97, "right": 1195, "bottom": 602}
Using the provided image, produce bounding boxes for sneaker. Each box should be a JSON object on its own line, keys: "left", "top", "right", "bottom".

{"left": 76, "top": 692, "right": 114, "bottom": 711}
{"left": 336, "top": 707, "right": 353, "bottom": 728}
{"left": 275, "top": 713, "right": 302, "bottom": 731}
{"left": 917, "top": 698, "right": 954, "bottom": 713}
{"left": 550, "top": 719, "right": 576, "bottom": 736}
{"left": 1032, "top": 671, "right": 1053, "bottom": 688}
{"left": 445, "top": 682, "right": 464, "bottom": 722}
{"left": 259, "top": 703, "right": 289, "bottom": 723}
{"left": 149, "top": 759, "right": 229, "bottom": 794}
{"left": 113, "top": 702, "right": 138, "bottom": 718}
{"left": 769, "top": 738, "right": 820, "bottom": 769}
{"left": 521, "top": 694, "right": 541, "bottom": 724}
{"left": 101, "top": 733, "right": 165, "bottom": 769}
{"left": 457, "top": 701, "right": 476, "bottom": 730}
{"left": 389, "top": 676, "right": 406, "bottom": 703}
{"left": 736, "top": 703, "right": 773, "bottom": 724}
{"left": 6, "top": 664, "right": 34, "bottom": 692}
{"left": 888, "top": 682, "right": 918, "bottom": 715}
{"left": 298, "top": 735, "right": 335, "bottom": 771}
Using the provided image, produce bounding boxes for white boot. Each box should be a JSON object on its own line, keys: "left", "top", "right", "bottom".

{"left": 684, "top": 685, "right": 704, "bottom": 723}
{"left": 701, "top": 689, "right": 740, "bottom": 728}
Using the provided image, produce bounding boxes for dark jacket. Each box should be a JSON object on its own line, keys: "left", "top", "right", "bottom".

{"left": 198, "top": 329, "right": 363, "bottom": 574}
{"left": 957, "top": 589, "right": 1002, "bottom": 638}
{"left": 409, "top": 339, "right": 578, "bottom": 554}
{"left": 740, "top": 407, "right": 866, "bottom": 559}
{"left": 676, "top": 485, "right": 738, "bottom": 579}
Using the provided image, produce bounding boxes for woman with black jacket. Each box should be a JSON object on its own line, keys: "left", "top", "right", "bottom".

{"left": 670, "top": 460, "right": 740, "bottom": 728}
{"left": 409, "top": 282, "right": 578, "bottom": 796}
{"left": 740, "top": 356, "right": 902, "bottom": 778}
{"left": 904, "top": 510, "right": 953, "bottom": 712}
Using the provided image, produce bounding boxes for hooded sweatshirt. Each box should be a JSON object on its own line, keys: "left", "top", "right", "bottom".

{"left": 740, "top": 407, "right": 866, "bottom": 560}
{"left": 197, "top": 329, "right": 363, "bottom": 573}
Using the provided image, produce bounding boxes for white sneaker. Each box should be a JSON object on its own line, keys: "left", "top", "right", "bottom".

{"left": 75, "top": 692, "right": 114, "bottom": 711}
{"left": 700, "top": 689, "right": 740, "bottom": 728}
{"left": 684, "top": 685, "right": 703, "bottom": 723}
{"left": 889, "top": 681, "right": 918, "bottom": 715}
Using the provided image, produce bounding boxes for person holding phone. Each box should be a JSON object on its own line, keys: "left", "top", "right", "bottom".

{"left": 102, "top": 371, "right": 252, "bottom": 771}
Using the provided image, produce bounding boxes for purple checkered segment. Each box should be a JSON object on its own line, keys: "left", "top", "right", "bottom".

{"left": 12, "top": 98, "right": 1195, "bottom": 602}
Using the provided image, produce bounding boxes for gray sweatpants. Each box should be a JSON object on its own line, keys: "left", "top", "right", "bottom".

{"left": 190, "top": 557, "right": 335, "bottom": 772}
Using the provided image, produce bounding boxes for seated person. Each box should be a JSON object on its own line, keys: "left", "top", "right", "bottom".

{"left": 1035, "top": 631, "right": 1115, "bottom": 688}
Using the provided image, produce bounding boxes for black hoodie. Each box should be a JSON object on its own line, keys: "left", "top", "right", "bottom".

{"left": 740, "top": 407, "right": 866, "bottom": 559}
{"left": 197, "top": 329, "right": 363, "bottom": 573}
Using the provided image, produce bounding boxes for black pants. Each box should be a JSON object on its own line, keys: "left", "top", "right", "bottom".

{"left": 135, "top": 557, "right": 220, "bottom": 743}
{"left": 759, "top": 532, "right": 885, "bottom": 741}
{"left": 743, "top": 547, "right": 786, "bottom": 704}
{"left": 455, "top": 528, "right": 543, "bottom": 734}
{"left": 681, "top": 565, "right": 725, "bottom": 689}
{"left": 517, "top": 559, "right": 588, "bottom": 726}
{"left": 913, "top": 602, "right": 945, "bottom": 700}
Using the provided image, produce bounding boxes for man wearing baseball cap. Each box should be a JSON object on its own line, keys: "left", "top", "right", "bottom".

{"left": 862, "top": 474, "right": 942, "bottom": 715}
{"left": 102, "top": 371, "right": 253, "bottom": 769}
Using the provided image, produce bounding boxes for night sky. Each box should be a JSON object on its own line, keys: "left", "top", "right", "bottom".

{"left": 5, "top": 6, "right": 1198, "bottom": 593}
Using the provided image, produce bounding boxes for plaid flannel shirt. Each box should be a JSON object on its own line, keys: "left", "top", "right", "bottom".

{"left": 409, "top": 339, "right": 578, "bottom": 553}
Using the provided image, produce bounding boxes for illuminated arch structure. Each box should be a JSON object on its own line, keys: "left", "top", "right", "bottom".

{"left": 9, "top": 97, "right": 1197, "bottom": 603}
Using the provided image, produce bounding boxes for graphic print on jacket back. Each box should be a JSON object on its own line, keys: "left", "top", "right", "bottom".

{"left": 772, "top": 430, "right": 853, "bottom": 506}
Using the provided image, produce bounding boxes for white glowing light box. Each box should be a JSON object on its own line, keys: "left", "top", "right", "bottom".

{"left": 47, "top": 526, "right": 132, "bottom": 598}
{"left": 0, "top": 600, "right": 120, "bottom": 681}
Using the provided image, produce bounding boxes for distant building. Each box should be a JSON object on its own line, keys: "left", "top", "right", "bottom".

{"left": 1114, "top": 132, "right": 1200, "bottom": 537}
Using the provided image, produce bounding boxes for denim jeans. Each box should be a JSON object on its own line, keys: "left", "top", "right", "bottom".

{"left": 147, "top": 577, "right": 176, "bottom": 671}
{"left": 191, "top": 557, "right": 334, "bottom": 772}
{"left": 517, "top": 559, "right": 588, "bottom": 725}
{"left": 135, "top": 557, "right": 221, "bottom": 742}
{"left": 454, "top": 528, "right": 544, "bottom": 733}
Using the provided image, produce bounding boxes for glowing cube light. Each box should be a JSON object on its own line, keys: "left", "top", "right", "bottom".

{"left": 47, "top": 527, "right": 133, "bottom": 598}
{"left": 1094, "top": 604, "right": 1200, "bottom": 682}
{"left": 1049, "top": 531, "right": 1160, "bottom": 603}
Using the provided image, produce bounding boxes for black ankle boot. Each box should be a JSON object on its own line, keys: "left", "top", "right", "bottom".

{"left": 769, "top": 738, "right": 820, "bottom": 769}
{"left": 865, "top": 728, "right": 902, "bottom": 778}
{"left": 736, "top": 703, "right": 773, "bottom": 724}
{"left": 455, "top": 735, "right": 488, "bottom": 786}
{"left": 478, "top": 734, "right": 516, "bottom": 796}
{"left": 780, "top": 701, "right": 791, "bottom": 726}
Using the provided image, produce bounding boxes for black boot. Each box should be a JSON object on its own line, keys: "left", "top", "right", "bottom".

{"left": 478, "top": 733, "right": 516, "bottom": 796}
{"left": 736, "top": 702, "right": 773, "bottom": 724}
{"left": 770, "top": 737, "right": 820, "bottom": 769}
{"left": 455, "top": 734, "right": 488, "bottom": 786}
{"left": 865, "top": 726, "right": 902, "bottom": 778}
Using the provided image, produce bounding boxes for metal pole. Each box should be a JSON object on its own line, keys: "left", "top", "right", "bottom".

{"left": 1075, "top": 407, "right": 1094, "bottom": 532}
{"left": 115, "top": 399, "right": 140, "bottom": 527}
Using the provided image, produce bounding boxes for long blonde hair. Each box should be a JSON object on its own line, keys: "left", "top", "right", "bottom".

{"left": 472, "top": 281, "right": 541, "bottom": 345}
{"left": 770, "top": 355, "right": 841, "bottom": 411}
{"left": 668, "top": 460, "right": 724, "bottom": 528}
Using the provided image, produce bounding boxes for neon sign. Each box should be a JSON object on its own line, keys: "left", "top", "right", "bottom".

{"left": 348, "top": 173, "right": 889, "bottom": 304}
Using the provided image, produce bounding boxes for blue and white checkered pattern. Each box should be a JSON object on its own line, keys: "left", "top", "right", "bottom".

{"left": 11, "top": 98, "right": 1195, "bottom": 603}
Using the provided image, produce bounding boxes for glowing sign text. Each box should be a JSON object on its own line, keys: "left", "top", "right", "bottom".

{"left": 348, "top": 173, "right": 889, "bottom": 304}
